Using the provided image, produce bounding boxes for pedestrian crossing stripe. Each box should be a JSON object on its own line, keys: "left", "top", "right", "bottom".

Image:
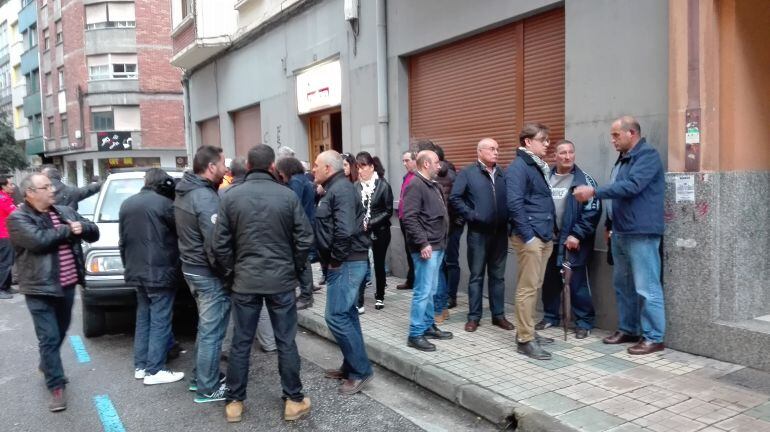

{"left": 69, "top": 335, "right": 92, "bottom": 363}
{"left": 93, "top": 395, "right": 126, "bottom": 432}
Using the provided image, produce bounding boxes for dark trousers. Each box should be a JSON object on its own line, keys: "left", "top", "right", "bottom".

{"left": 26, "top": 286, "right": 76, "bottom": 390}
{"left": 358, "top": 227, "right": 392, "bottom": 305}
{"left": 0, "top": 238, "right": 13, "bottom": 292}
{"left": 400, "top": 223, "right": 414, "bottom": 286}
{"left": 226, "top": 290, "right": 304, "bottom": 402}
{"left": 445, "top": 224, "right": 463, "bottom": 301}
{"left": 541, "top": 247, "right": 595, "bottom": 330}
{"left": 133, "top": 286, "right": 176, "bottom": 375}
{"left": 466, "top": 229, "right": 508, "bottom": 321}
{"left": 297, "top": 258, "right": 314, "bottom": 302}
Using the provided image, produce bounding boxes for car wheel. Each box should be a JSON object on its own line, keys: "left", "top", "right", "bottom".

{"left": 83, "top": 302, "right": 106, "bottom": 338}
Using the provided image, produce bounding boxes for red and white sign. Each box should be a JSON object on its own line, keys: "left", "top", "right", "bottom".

{"left": 296, "top": 60, "right": 342, "bottom": 115}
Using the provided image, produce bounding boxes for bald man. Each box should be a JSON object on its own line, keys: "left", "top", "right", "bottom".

{"left": 312, "top": 150, "right": 374, "bottom": 395}
{"left": 449, "top": 138, "right": 514, "bottom": 333}
{"left": 574, "top": 116, "right": 666, "bottom": 355}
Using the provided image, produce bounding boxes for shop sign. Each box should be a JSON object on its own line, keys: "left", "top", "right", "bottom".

{"left": 296, "top": 60, "right": 342, "bottom": 114}
{"left": 97, "top": 131, "right": 133, "bottom": 151}
{"left": 107, "top": 157, "right": 134, "bottom": 168}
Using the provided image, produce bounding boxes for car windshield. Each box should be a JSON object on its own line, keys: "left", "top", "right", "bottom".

{"left": 98, "top": 178, "right": 145, "bottom": 222}
{"left": 78, "top": 193, "right": 99, "bottom": 220}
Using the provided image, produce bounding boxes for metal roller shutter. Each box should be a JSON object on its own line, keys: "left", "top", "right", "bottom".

{"left": 409, "top": 7, "right": 564, "bottom": 167}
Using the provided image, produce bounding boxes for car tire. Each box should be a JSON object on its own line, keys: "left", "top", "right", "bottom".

{"left": 83, "top": 302, "right": 106, "bottom": 338}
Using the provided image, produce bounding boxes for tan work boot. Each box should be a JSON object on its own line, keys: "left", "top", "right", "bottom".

{"left": 284, "top": 397, "right": 311, "bottom": 421}
{"left": 225, "top": 401, "right": 243, "bottom": 423}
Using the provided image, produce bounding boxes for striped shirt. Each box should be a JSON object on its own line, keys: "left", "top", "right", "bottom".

{"left": 49, "top": 211, "right": 79, "bottom": 287}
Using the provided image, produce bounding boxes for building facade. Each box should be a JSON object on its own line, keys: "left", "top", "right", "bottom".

{"left": 174, "top": 0, "right": 770, "bottom": 371}
{"left": 18, "top": 0, "right": 41, "bottom": 160}
{"left": 34, "top": 0, "right": 185, "bottom": 185}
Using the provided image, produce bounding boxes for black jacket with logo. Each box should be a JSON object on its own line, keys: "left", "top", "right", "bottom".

{"left": 119, "top": 187, "right": 180, "bottom": 289}
{"left": 7, "top": 204, "right": 99, "bottom": 296}
{"left": 314, "top": 171, "right": 370, "bottom": 266}
{"left": 174, "top": 172, "right": 220, "bottom": 276}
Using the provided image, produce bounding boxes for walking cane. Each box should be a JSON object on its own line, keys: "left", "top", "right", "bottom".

{"left": 560, "top": 250, "right": 573, "bottom": 341}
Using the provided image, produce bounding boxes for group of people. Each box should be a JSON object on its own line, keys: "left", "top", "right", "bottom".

{"left": 2, "top": 114, "right": 666, "bottom": 422}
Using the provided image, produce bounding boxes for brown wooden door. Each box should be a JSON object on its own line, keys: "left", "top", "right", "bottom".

{"left": 308, "top": 113, "right": 332, "bottom": 164}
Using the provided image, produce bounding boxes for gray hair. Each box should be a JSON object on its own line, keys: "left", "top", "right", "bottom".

{"left": 276, "top": 146, "right": 295, "bottom": 160}
{"left": 20, "top": 173, "right": 46, "bottom": 198}
{"left": 318, "top": 150, "right": 343, "bottom": 173}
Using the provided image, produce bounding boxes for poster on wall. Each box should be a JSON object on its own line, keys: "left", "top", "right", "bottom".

{"left": 97, "top": 131, "right": 133, "bottom": 151}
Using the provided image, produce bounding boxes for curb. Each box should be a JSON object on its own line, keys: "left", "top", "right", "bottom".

{"left": 297, "top": 310, "right": 577, "bottom": 431}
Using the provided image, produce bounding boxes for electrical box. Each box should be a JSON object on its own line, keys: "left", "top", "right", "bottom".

{"left": 75, "top": 129, "right": 82, "bottom": 139}
{"left": 344, "top": 0, "right": 358, "bottom": 21}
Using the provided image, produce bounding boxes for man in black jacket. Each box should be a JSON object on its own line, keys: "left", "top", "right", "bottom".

{"left": 312, "top": 150, "right": 374, "bottom": 395}
{"left": 450, "top": 138, "right": 514, "bottom": 333}
{"left": 120, "top": 168, "right": 184, "bottom": 385}
{"left": 41, "top": 166, "right": 102, "bottom": 211}
{"left": 174, "top": 145, "right": 229, "bottom": 403}
{"left": 211, "top": 145, "right": 313, "bottom": 423}
{"left": 8, "top": 173, "right": 99, "bottom": 412}
{"left": 402, "top": 150, "right": 453, "bottom": 352}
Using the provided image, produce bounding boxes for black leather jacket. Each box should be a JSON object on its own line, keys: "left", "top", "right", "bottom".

{"left": 314, "top": 171, "right": 371, "bottom": 266}
{"left": 7, "top": 204, "right": 99, "bottom": 296}
{"left": 355, "top": 177, "right": 393, "bottom": 233}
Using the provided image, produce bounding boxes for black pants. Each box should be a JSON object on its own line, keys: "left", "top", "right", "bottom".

{"left": 0, "top": 238, "right": 13, "bottom": 292}
{"left": 358, "top": 227, "right": 392, "bottom": 304}
{"left": 399, "top": 223, "right": 414, "bottom": 286}
{"left": 26, "top": 286, "right": 76, "bottom": 390}
{"left": 225, "top": 290, "right": 304, "bottom": 402}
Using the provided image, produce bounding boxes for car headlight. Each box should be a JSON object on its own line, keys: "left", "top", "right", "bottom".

{"left": 86, "top": 253, "right": 124, "bottom": 274}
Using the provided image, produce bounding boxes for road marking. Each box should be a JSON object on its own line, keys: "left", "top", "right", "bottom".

{"left": 69, "top": 335, "right": 92, "bottom": 363}
{"left": 93, "top": 395, "right": 126, "bottom": 432}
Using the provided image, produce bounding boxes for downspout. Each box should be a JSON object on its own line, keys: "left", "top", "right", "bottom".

{"left": 182, "top": 74, "right": 193, "bottom": 165}
{"left": 375, "top": 0, "right": 388, "bottom": 170}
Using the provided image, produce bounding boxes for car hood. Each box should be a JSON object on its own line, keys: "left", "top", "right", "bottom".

{"left": 85, "top": 221, "right": 120, "bottom": 251}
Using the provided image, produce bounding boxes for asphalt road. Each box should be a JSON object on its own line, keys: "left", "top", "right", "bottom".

{"left": 0, "top": 291, "right": 500, "bottom": 432}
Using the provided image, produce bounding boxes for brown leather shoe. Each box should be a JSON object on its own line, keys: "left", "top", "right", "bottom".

{"left": 628, "top": 340, "right": 665, "bottom": 355}
{"left": 492, "top": 317, "right": 515, "bottom": 331}
{"left": 464, "top": 320, "right": 479, "bottom": 332}
{"left": 602, "top": 331, "right": 642, "bottom": 345}
{"left": 338, "top": 374, "right": 374, "bottom": 395}
{"left": 324, "top": 368, "right": 346, "bottom": 380}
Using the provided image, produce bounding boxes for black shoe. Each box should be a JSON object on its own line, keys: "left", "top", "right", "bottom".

{"left": 407, "top": 336, "right": 436, "bottom": 352}
{"left": 396, "top": 283, "right": 412, "bottom": 290}
{"left": 423, "top": 324, "right": 453, "bottom": 340}
{"left": 535, "top": 319, "right": 556, "bottom": 331}
{"left": 535, "top": 333, "right": 554, "bottom": 345}
{"left": 447, "top": 298, "right": 457, "bottom": 309}
{"left": 575, "top": 328, "right": 591, "bottom": 339}
{"left": 517, "top": 340, "right": 551, "bottom": 360}
{"left": 167, "top": 342, "right": 185, "bottom": 360}
{"left": 296, "top": 298, "right": 313, "bottom": 310}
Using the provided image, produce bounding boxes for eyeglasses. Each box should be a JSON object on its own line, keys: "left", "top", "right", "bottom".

{"left": 530, "top": 136, "right": 550, "bottom": 144}
{"left": 30, "top": 184, "right": 54, "bottom": 191}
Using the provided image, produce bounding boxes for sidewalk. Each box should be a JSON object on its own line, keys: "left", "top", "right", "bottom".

{"left": 298, "top": 266, "right": 770, "bottom": 432}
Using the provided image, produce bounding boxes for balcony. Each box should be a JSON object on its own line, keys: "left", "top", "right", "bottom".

{"left": 26, "top": 136, "right": 44, "bottom": 155}
{"left": 23, "top": 91, "right": 41, "bottom": 116}
{"left": 87, "top": 79, "right": 140, "bottom": 94}
{"left": 20, "top": 48, "right": 39, "bottom": 75}
{"left": 170, "top": 1, "right": 237, "bottom": 70}
{"left": 85, "top": 28, "right": 136, "bottom": 56}
{"left": 19, "top": 0, "right": 37, "bottom": 33}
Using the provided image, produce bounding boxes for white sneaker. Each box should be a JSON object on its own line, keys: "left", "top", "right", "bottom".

{"left": 134, "top": 368, "right": 146, "bottom": 379}
{"left": 357, "top": 306, "right": 365, "bottom": 314}
{"left": 143, "top": 370, "right": 185, "bottom": 385}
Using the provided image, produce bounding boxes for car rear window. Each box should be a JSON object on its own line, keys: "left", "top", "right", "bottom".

{"left": 98, "top": 178, "right": 145, "bottom": 222}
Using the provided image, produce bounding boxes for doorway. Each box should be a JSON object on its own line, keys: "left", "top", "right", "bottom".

{"left": 307, "top": 109, "right": 342, "bottom": 164}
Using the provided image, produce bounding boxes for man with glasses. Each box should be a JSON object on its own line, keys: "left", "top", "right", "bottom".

{"left": 7, "top": 173, "right": 99, "bottom": 411}
{"left": 450, "top": 138, "right": 513, "bottom": 333}
{"left": 0, "top": 175, "right": 18, "bottom": 299}
{"left": 506, "top": 123, "right": 556, "bottom": 360}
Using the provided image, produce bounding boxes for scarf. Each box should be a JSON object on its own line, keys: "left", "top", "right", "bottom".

{"left": 360, "top": 171, "right": 379, "bottom": 229}
{"left": 520, "top": 147, "right": 551, "bottom": 191}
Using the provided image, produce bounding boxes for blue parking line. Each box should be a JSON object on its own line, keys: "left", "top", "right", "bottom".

{"left": 69, "top": 335, "right": 92, "bottom": 363}
{"left": 93, "top": 395, "right": 126, "bottom": 432}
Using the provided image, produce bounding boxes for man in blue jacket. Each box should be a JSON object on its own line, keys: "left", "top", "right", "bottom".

{"left": 574, "top": 116, "right": 665, "bottom": 355}
{"left": 537, "top": 140, "right": 601, "bottom": 339}
{"left": 450, "top": 138, "right": 514, "bottom": 333}
{"left": 506, "top": 123, "right": 556, "bottom": 360}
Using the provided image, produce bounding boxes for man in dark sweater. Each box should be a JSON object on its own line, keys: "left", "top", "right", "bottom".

{"left": 402, "top": 150, "right": 454, "bottom": 352}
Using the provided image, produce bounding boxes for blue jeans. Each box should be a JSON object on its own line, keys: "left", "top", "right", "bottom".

{"left": 541, "top": 247, "right": 595, "bottom": 329}
{"left": 445, "top": 224, "right": 463, "bottom": 301}
{"left": 612, "top": 234, "right": 665, "bottom": 343}
{"left": 466, "top": 230, "right": 507, "bottom": 321}
{"left": 409, "top": 249, "right": 445, "bottom": 337}
{"left": 25, "top": 286, "right": 76, "bottom": 390}
{"left": 324, "top": 260, "right": 372, "bottom": 380}
{"left": 134, "top": 286, "right": 176, "bottom": 374}
{"left": 184, "top": 273, "right": 231, "bottom": 395}
{"left": 226, "top": 290, "right": 303, "bottom": 402}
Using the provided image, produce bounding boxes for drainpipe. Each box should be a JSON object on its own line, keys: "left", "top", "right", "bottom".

{"left": 182, "top": 74, "right": 193, "bottom": 164}
{"left": 375, "top": 0, "right": 388, "bottom": 173}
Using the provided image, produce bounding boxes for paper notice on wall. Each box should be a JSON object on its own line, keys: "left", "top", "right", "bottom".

{"left": 675, "top": 174, "right": 695, "bottom": 202}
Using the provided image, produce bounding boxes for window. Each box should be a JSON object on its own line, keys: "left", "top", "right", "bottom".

{"left": 85, "top": 2, "right": 136, "bottom": 30}
{"left": 90, "top": 105, "right": 140, "bottom": 131}
{"left": 0, "top": 22, "right": 8, "bottom": 59}
{"left": 45, "top": 72, "right": 52, "bottom": 94}
{"left": 91, "top": 107, "right": 113, "bottom": 130}
{"left": 60, "top": 113, "right": 67, "bottom": 137}
{"left": 23, "top": 26, "right": 37, "bottom": 51}
{"left": 55, "top": 21, "right": 62, "bottom": 44}
{"left": 47, "top": 116, "right": 54, "bottom": 137}
{"left": 87, "top": 54, "right": 138, "bottom": 80}
{"left": 43, "top": 29, "right": 50, "bottom": 50}
{"left": 57, "top": 68, "right": 64, "bottom": 89}
{"left": 172, "top": 0, "right": 192, "bottom": 28}
{"left": 0, "top": 64, "right": 10, "bottom": 99}
{"left": 28, "top": 70, "right": 39, "bottom": 93}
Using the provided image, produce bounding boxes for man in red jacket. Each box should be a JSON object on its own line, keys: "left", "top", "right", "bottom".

{"left": 0, "top": 175, "right": 17, "bottom": 299}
